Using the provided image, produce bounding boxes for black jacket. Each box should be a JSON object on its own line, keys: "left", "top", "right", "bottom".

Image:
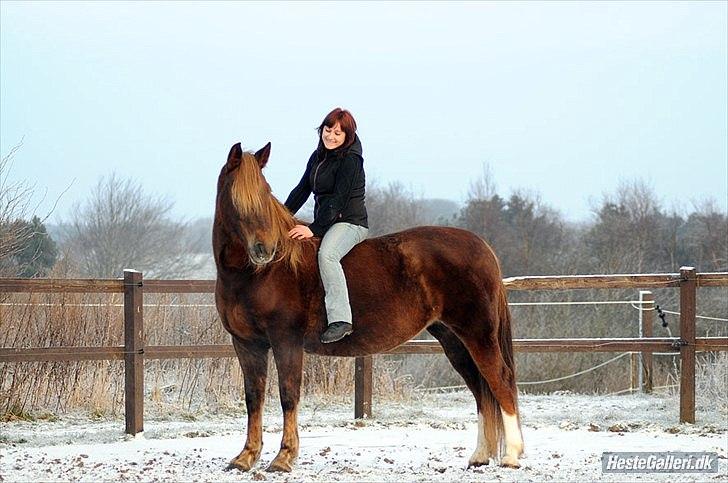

{"left": 284, "top": 134, "right": 368, "bottom": 237}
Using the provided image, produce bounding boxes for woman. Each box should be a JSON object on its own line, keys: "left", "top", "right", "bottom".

{"left": 284, "top": 108, "right": 369, "bottom": 344}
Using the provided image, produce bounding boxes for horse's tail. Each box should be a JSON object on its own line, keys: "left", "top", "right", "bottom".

{"left": 481, "top": 281, "right": 521, "bottom": 459}
{"left": 497, "top": 283, "right": 519, "bottom": 409}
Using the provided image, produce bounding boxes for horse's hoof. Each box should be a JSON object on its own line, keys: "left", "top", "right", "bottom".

{"left": 468, "top": 449, "right": 492, "bottom": 468}
{"left": 227, "top": 453, "right": 257, "bottom": 472}
{"left": 266, "top": 459, "right": 293, "bottom": 473}
{"left": 500, "top": 455, "right": 521, "bottom": 468}
{"left": 468, "top": 455, "right": 490, "bottom": 468}
{"left": 226, "top": 461, "right": 252, "bottom": 472}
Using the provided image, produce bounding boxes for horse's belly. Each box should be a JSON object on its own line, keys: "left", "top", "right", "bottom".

{"left": 302, "top": 314, "right": 433, "bottom": 357}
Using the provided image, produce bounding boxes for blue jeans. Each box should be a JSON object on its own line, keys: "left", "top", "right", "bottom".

{"left": 318, "top": 222, "right": 369, "bottom": 325}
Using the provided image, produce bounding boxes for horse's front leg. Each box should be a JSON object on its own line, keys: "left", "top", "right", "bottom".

{"left": 266, "top": 343, "right": 304, "bottom": 473}
{"left": 228, "top": 337, "right": 270, "bottom": 472}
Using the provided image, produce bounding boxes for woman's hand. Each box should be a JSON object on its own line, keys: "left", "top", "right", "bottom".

{"left": 288, "top": 224, "right": 314, "bottom": 240}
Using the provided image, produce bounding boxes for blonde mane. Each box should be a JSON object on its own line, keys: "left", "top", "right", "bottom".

{"left": 230, "top": 152, "right": 308, "bottom": 273}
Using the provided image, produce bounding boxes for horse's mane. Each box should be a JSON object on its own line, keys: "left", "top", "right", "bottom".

{"left": 230, "top": 152, "right": 310, "bottom": 274}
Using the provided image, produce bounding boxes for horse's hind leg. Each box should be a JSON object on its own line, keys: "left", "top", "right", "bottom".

{"left": 228, "top": 337, "right": 270, "bottom": 472}
{"left": 450, "top": 322, "right": 523, "bottom": 468}
{"left": 427, "top": 322, "right": 494, "bottom": 467}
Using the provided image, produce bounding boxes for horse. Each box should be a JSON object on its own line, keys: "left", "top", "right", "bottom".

{"left": 213, "top": 142, "right": 524, "bottom": 473}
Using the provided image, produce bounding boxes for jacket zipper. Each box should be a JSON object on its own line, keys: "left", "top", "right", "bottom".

{"left": 313, "top": 160, "right": 323, "bottom": 192}
{"left": 312, "top": 156, "right": 325, "bottom": 219}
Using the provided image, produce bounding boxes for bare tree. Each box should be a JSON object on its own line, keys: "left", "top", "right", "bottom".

{"left": 0, "top": 141, "right": 35, "bottom": 276}
{"left": 684, "top": 198, "right": 728, "bottom": 272}
{"left": 458, "top": 162, "right": 507, "bottom": 250}
{"left": 502, "top": 190, "right": 566, "bottom": 275}
{"left": 457, "top": 165, "right": 567, "bottom": 276}
{"left": 62, "top": 174, "right": 204, "bottom": 278}
{"left": 467, "top": 162, "right": 497, "bottom": 201}
{"left": 365, "top": 180, "right": 425, "bottom": 236}
{"left": 585, "top": 180, "right": 662, "bottom": 273}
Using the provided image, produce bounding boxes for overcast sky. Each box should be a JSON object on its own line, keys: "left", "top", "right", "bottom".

{"left": 1, "top": 1, "right": 726, "bottom": 224}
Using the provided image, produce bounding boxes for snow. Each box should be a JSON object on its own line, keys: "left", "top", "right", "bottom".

{"left": 1, "top": 392, "right": 726, "bottom": 482}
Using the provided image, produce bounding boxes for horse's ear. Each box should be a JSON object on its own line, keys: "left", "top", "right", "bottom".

{"left": 255, "top": 142, "right": 271, "bottom": 169}
{"left": 227, "top": 143, "right": 243, "bottom": 168}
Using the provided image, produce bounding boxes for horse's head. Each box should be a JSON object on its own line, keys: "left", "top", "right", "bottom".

{"left": 216, "top": 142, "right": 290, "bottom": 267}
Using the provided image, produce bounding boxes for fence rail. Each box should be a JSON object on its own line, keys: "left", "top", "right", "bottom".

{"left": 3, "top": 338, "right": 727, "bottom": 362}
{"left": 3, "top": 272, "right": 726, "bottom": 293}
{"left": 1, "top": 267, "right": 726, "bottom": 434}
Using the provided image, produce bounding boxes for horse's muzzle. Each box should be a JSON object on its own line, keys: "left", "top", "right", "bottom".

{"left": 250, "top": 242, "right": 275, "bottom": 266}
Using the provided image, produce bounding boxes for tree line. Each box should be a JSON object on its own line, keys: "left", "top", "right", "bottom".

{"left": 366, "top": 176, "right": 726, "bottom": 277}
{"left": 1, "top": 158, "right": 725, "bottom": 279}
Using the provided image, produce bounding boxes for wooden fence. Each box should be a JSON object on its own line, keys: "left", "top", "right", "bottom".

{"left": 1, "top": 267, "right": 726, "bottom": 435}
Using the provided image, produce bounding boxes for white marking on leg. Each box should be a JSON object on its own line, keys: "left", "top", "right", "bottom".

{"left": 468, "top": 412, "right": 490, "bottom": 466}
{"left": 500, "top": 407, "right": 523, "bottom": 467}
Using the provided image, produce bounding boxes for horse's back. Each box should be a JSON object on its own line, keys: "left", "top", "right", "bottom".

{"left": 346, "top": 226, "right": 502, "bottom": 304}
{"left": 356, "top": 225, "right": 502, "bottom": 283}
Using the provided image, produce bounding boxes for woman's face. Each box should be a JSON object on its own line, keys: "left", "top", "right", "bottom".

{"left": 321, "top": 122, "right": 346, "bottom": 150}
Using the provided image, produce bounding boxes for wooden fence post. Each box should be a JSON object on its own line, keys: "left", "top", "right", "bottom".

{"left": 124, "top": 269, "right": 144, "bottom": 435}
{"left": 679, "top": 267, "right": 696, "bottom": 424}
{"left": 354, "top": 356, "right": 372, "bottom": 419}
{"left": 639, "top": 291, "right": 654, "bottom": 393}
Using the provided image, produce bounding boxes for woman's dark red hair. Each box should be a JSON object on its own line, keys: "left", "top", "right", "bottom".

{"left": 317, "top": 108, "right": 357, "bottom": 150}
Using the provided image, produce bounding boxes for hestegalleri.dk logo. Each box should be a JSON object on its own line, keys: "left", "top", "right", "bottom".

{"left": 602, "top": 452, "right": 719, "bottom": 473}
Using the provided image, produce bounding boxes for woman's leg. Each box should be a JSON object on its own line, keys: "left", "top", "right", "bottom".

{"left": 318, "top": 223, "right": 368, "bottom": 340}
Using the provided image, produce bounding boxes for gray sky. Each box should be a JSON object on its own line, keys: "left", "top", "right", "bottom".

{"left": 1, "top": 1, "right": 726, "bottom": 223}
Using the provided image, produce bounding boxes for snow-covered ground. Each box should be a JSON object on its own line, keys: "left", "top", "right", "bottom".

{"left": 1, "top": 391, "right": 726, "bottom": 482}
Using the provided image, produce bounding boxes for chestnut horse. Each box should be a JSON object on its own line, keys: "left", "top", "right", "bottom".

{"left": 213, "top": 142, "right": 523, "bottom": 473}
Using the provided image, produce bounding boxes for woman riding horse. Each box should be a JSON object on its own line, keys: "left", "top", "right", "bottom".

{"left": 213, "top": 139, "right": 523, "bottom": 473}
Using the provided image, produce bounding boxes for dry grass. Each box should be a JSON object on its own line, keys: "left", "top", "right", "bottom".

{"left": 1, "top": 284, "right": 725, "bottom": 418}
{"left": 664, "top": 351, "right": 728, "bottom": 418}
{"left": 0, "top": 290, "right": 415, "bottom": 418}
{"left": 695, "top": 352, "right": 728, "bottom": 417}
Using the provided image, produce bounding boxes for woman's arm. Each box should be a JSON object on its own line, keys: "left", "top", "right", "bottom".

{"left": 284, "top": 153, "right": 315, "bottom": 214}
